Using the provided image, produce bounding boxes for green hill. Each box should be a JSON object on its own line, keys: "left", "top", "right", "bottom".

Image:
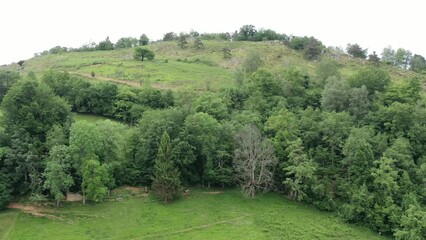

{"left": 2, "top": 40, "right": 423, "bottom": 91}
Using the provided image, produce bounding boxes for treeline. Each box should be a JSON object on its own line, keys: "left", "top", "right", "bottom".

{"left": 34, "top": 24, "right": 426, "bottom": 75}
{"left": 35, "top": 34, "right": 150, "bottom": 56}
{"left": 1, "top": 61, "right": 426, "bottom": 237}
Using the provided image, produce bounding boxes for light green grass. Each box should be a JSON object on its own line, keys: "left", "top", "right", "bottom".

{"left": 72, "top": 113, "right": 116, "bottom": 123}
{"left": 0, "top": 189, "right": 388, "bottom": 240}
{"left": 0, "top": 210, "right": 19, "bottom": 240}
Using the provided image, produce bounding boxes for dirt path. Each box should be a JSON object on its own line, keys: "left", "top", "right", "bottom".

{"left": 70, "top": 72, "right": 142, "bottom": 87}
{"left": 7, "top": 203, "right": 62, "bottom": 220}
{"left": 131, "top": 214, "right": 248, "bottom": 239}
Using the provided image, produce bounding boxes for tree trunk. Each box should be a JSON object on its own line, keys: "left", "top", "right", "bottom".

{"left": 56, "top": 199, "right": 60, "bottom": 208}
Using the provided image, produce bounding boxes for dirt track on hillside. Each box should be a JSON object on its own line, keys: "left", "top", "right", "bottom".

{"left": 70, "top": 72, "right": 142, "bottom": 87}
{"left": 8, "top": 203, "right": 62, "bottom": 220}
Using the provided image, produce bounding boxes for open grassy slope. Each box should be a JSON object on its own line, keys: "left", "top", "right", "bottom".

{"left": 2, "top": 40, "right": 422, "bottom": 91}
{"left": 0, "top": 189, "right": 388, "bottom": 240}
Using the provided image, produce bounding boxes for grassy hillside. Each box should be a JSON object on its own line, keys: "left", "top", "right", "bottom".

{"left": 2, "top": 40, "right": 422, "bottom": 91}
{"left": 0, "top": 189, "right": 388, "bottom": 240}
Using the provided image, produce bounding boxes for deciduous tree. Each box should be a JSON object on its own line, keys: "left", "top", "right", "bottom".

{"left": 234, "top": 124, "right": 277, "bottom": 198}
{"left": 133, "top": 47, "right": 155, "bottom": 61}
{"left": 43, "top": 145, "right": 73, "bottom": 208}
{"left": 82, "top": 159, "right": 110, "bottom": 204}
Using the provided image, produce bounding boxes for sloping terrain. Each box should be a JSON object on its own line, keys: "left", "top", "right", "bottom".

{"left": 3, "top": 40, "right": 422, "bottom": 91}
{"left": 1, "top": 190, "right": 388, "bottom": 240}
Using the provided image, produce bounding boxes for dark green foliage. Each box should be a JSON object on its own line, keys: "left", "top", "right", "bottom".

{"left": 237, "top": 25, "right": 257, "bottom": 41}
{"left": 177, "top": 34, "right": 188, "bottom": 49}
{"left": 2, "top": 78, "right": 70, "bottom": 142}
{"left": 303, "top": 37, "right": 323, "bottom": 60}
{"left": 163, "top": 32, "right": 177, "bottom": 41}
{"left": 43, "top": 145, "right": 73, "bottom": 208}
{"left": 342, "top": 128, "right": 375, "bottom": 185}
{"left": 115, "top": 37, "right": 138, "bottom": 49}
{"left": 368, "top": 51, "right": 380, "bottom": 65}
{"left": 49, "top": 46, "right": 67, "bottom": 54}
{"left": 346, "top": 43, "right": 367, "bottom": 59}
{"left": 82, "top": 159, "right": 110, "bottom": 203}
{"left": 253, "top": 29, "right": 286, "bottom": 41}
{"left": 0, "top": 172, "right": 12, "bottom": 209}
{"left": 284, "top": 139, "right": 317, "bottom": 201}
{"left": 0, "top": 70, "right": 20, "bottom": 101}
{"left": 127, "top": 108, "right": 185, "bottom": 184}
{"left": 97, "top": 36, "right": 114, "bottom": 50}
{"left": 394, "top": 204, "right": 426, "bottom": 240}
{"left": 280, "top": 68, "right": 311, "bottom": 109}
{"left": 179, "top": 112, "right": 221, "bottom": 185}
{"left": 193, "top": 92, "right": 228, "bottom": 120}
{"left": 348, "top": 67, "right": 390, "bottom": 96}
{"left": 133, "top": 47, "right": 155, "bottom": 61}
{"left": 222, "top": 47, "right": 232, "bottom": 59}
{"left": 1, "top": 33, "right": 425, "bottom": 238}
{"left": 288, "top": 36, "right": 309, "bottom": 50}
{"left": 409, "top": 54, "right": 426, "bottom": 73}
{"left": 139, "top": 34, "right": 149, "bottom": 46}
{"left": 152, "top": 132, "right": 181, "bottom": 202}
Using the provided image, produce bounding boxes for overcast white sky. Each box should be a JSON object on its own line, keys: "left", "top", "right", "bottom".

{"left": 0, "top": 0, "right": 424, "bottom": 65}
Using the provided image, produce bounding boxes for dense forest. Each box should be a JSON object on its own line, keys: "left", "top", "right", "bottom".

{"left": 0, "top": 26, "right": 425, "bottom": 239}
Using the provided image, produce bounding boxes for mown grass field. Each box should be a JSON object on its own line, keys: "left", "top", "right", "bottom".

{"left": 0, "top": 189, "right": 388, "bottom": 240}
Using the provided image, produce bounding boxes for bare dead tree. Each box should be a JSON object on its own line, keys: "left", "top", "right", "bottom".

{"left": 234, "top": 124, "right": 278, "bottom": 198}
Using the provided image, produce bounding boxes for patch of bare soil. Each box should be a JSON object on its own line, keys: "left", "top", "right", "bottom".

{"left": 70, "top": 72, "right": 142, "bottom": 87}
{"left": 7, "top": 203, "right": 62, "bottom": 220}
{"left": 202, "top": 191, "right": 223, "bottom": 195}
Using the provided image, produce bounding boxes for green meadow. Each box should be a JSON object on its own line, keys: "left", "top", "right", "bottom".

{"left": 0, "top": 189, "right": 388, "bottom": 240}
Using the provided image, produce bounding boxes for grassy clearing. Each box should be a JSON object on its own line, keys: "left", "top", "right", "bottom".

{"left": 0, "top": 189, "right": 388, "bottom": 240}
{"left": 72, "top": 113, "right": 117, "bottom": 123}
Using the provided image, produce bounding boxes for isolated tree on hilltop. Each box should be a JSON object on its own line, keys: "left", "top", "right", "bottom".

{"left": 234, "top": 124, "right": 277, "bottom": 198}
{"left": 139, "top": 34, "right": 149, "bottom": 46}
{"left": 133, "top": 47, "right": 155, "bottom": 61}
{"left": 346, "top": 43, "right": 367, "bottom": 59}
{"left": 163, "top": 32, "right": 177, "bottom": 41}
{"left": 152, "top": 132, "right": 181, "bottom": 202}
{"left": 238, "top": 24, "right": 257, "bottom": 41}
